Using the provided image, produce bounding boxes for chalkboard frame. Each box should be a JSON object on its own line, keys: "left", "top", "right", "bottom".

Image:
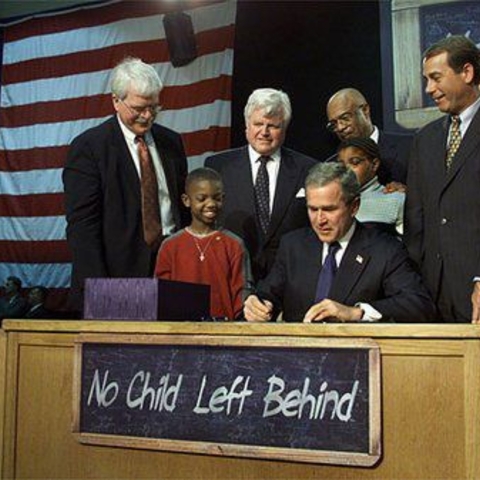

{"left": 72, "top": 334, "right": 381, "bottom": 467}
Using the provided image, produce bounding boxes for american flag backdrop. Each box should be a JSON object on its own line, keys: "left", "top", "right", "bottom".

{"left": 0, "top": 0, "right": 236, "bottom": 311}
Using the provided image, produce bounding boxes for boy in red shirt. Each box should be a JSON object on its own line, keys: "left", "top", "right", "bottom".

{"left": 154, "top": 168, "right": 252, "bottom": 320}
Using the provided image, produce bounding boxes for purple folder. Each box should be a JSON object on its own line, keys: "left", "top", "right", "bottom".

{"left": 83, "top": 278, "right": 210, "bottom": 321}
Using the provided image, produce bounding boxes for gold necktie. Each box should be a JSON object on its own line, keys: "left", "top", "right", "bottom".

{"left": 136, "top": 136, "right": 162, "bottom": 249}
{"left": 446, "top": 115, "right": 461, "bottom": 170}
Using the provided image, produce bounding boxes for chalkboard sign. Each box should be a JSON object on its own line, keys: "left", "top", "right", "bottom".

{"left": 73, "top": 334, "right": 381, "bottom": 466}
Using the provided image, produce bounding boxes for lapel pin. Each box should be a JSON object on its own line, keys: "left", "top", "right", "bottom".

{"left": 356, "top": 255, "right": 364, "bottom": 264}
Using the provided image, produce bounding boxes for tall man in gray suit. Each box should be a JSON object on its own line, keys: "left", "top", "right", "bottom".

{"left": 205, "top": 88, "right": 317, "bottom": 282}
{"left": 405, "top": 35, "right": 480, "bottom": 323}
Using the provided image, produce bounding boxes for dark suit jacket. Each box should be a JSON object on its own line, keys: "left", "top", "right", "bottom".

{"left": 325, "top": 129, "right": 413, "bottom": 184}
{"left": 256, "top": 223, "right": 436, "bottom": 322}
{"left": 205, "top": 146, "right": 317, "bottom": 281}
{"left": 25, "top": 304, "right": 53, "bottom": 319}
{"left": 377, "top": 131, "right": 412, "bottom": 185}
{"left": 0, "top": 294, "right": 29, "bottom": 320}
{"left": 63, "top": 116, "right": 188, "bottom": 311}
{"left": 405, "top": 108, "right": 480, "bottom": 322}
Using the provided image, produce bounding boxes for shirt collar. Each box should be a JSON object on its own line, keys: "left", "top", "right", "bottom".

{"left": 323, "top": 220, "right": 356, "bottom": 254}
{"left": 360, "top": 176, "right": 380, "bottom": 193}
{"left": 116, "top": 115, "right": 153, "bottom": 145}
{"left": 370, "top": 125, "right": 379, "bottom": 143}
{"left": 458, "top": 96, "right": 480, "bottom": 128}
{"left": 248, "top": 145, "right": 281, "bottom": 163}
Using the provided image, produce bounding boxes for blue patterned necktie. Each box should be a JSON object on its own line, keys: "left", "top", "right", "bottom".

{"left": 315, "top": 242, "right": 341, "bottom": 302}
{"left": 254, "top": 156, "right": 271, "bottom": 234}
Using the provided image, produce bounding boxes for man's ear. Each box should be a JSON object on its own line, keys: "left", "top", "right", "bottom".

{"left": 351, "top": 196, "right": 361, "bottom": 216}
{"left": 372, "top": 157, "right": 380, "bottom": 173}
{"left": 462, "top": 62, "right": 475, "bottom": 85}
{"left": 181, "top": 193, "right": 190, "bottom": 208}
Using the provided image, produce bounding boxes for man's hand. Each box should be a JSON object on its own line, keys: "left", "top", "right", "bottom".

{"left": 383, "top": 181, "right": 406, "bottom": 194}
{"left": 244, "top": 295, "right": 274, "bottom": 322}
{"left": 471, "top": 282, "right": 480, "bottom": 323}
{"left": 303, "top": 299, "right": 363, "bottom": 323}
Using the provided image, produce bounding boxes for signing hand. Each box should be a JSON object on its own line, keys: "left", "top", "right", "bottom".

{"left": 303, "top": 299, "right": 363, "bottom": 323}
{"left": 244, "top": 295, "right": 274, "bottom": 322}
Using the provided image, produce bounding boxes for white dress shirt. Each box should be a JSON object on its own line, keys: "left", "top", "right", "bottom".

{"left": 117, "top": 117, "right": 175, "bottom": 235}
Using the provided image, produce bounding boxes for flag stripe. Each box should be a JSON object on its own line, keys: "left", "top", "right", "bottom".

{"left": 2, "top": 0, "right": 224, "bottom": 42}
{"left": 0, "top": 263, "right": 71, "bottom": 288}
{"left": 1, "top": 75, "right": 233, "bottom": 127}
{"left": 0, "top": 216, "right": 66, "bottom": 241}
{"left": 0, "top": 240, "right": 71, "bottom": 263}
{"left": 0, "top": 193, "right": 65, "bottom": 216}
{"left": 0, "top": 125, "right": 231, "bottom": 174}
{"left": 2, "top": 26, "right": 234, "bottom": 85}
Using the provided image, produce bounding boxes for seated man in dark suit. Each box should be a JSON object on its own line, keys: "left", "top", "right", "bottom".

{"left": 0, "top": 276, "right": 28, "bottom": 320}
{"left": 325, "top": 88, "right": 412, "bottom": 188}
{"left": 25, "top": 286, "right": 53, "bottom": 319}
{"left": 244, "top": 163, "right": 436, "bottom": 323}
{"left": 205, "top": 88, "right": 317, "bottom": 282}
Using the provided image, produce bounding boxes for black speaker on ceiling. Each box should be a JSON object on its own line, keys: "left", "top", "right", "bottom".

{"left": 163, "top": 11, "right": 198, "bottom": 68}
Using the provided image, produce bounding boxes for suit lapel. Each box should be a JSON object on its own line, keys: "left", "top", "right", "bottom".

{"left": 267, "top": 149, "right": 301, "bottom": 239}
{"left": 231, "top": 147, "right": 256, "bottom": 212}
{"left": 110, "top": 118, "right": 142, "bottom": 201}
{"left": 329, "top": 224, "right": 371, "bottom": 302}
{"left": 444, "top": 107, "right": 480, "bottom": 188}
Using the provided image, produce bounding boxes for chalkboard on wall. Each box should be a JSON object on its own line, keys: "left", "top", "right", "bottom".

{"left": 73, "top": 334, "right": 381, "bottom": 467}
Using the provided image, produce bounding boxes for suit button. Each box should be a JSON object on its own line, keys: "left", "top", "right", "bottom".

{"left": 436, "top": 253, "right": 442, "bottom": 260}
{"left": 441, "top": 218, "right": 448, "bottom": 225}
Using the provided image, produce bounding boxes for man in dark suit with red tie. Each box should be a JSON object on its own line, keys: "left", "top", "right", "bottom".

{"left": 63, "top": 57, "right": 188, "bottom": 314}
{"left": 205, "top": 88, "right": 317, "bottom": 282}
{"left": 405, "top": 35, "right": 480, "bottom": 323}
{"left": 244, "top": 163, "right": 435, "bottom": 323}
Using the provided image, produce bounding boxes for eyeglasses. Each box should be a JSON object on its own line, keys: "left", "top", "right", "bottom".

{"left": 119, "top": 98, "right": 162, "bottom": 117}
{"left": 326, "top": 104, "right": 365, "bottom": 132}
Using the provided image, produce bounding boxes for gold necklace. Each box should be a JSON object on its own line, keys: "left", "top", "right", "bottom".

{"left": 187, "top": 228, "right": 218, "bottom": 261}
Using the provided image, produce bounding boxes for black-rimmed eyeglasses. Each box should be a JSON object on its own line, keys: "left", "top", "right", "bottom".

{"left": 326, "top": 104, "right": 365, "bottom": 132}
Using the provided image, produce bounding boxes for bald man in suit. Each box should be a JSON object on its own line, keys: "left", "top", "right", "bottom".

{"left": 325, "top": 88, "right": 412, "bottom": 187}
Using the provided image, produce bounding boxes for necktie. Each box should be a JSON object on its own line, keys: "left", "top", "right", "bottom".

{"left": 136, "top": 136, "right": 162, "bottom": 249}
{"left": 315, "top": 242, "right": 341, "bottom": 302}
{"left": 254, "top": 156, "right": 270, "bottom": 234}
{"left": 446, "top": 115, "right": 461, "bottom": 170}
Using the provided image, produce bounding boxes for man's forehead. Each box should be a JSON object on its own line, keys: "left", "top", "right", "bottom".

{"left": 328, "top": 96, "right": 355, "bottom": 116}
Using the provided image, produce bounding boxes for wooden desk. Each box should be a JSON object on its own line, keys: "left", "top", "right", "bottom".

{"left": 1, "top": 320, "right": 480, "bottom": 479}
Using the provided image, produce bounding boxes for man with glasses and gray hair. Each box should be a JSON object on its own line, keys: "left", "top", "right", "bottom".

{"left": 63, "top": 57, "right": 188, "bottom": 315}
{"left": 325, "top": 88, "right": 412, "bottom": 188}
{"left": 205, "top": 88, "right": 317, "bottom": 282}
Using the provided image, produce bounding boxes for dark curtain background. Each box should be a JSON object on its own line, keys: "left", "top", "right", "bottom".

{"left": 232, "top": 0, "right": 382, "bottom": 162}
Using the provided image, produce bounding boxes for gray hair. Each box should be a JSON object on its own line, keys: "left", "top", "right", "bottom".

{"left": 110, "top": 57, "right": 163, "bottom": 99}
{"left": 244, "top": 88, "right": 292, "bottom": 126}
{"left": 305, "top": 162, "right": 360, "bottom": 204}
